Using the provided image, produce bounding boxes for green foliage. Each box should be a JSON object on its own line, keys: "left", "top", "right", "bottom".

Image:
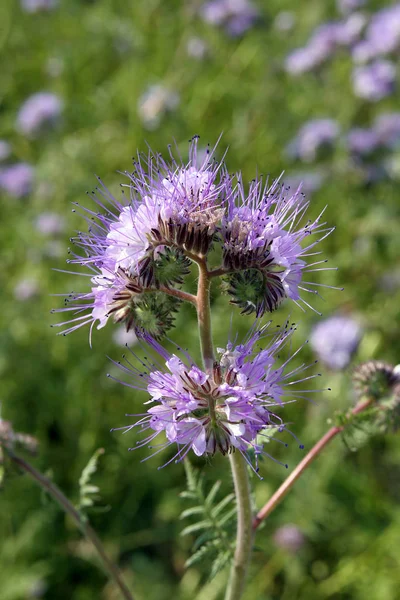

{"left": 180, "top": 459, "right": 235, "bottom": 579}
{"left": 77, "top": 447, "right": 108, "bottom": 515}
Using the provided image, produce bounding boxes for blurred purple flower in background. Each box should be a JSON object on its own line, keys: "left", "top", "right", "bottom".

{"left": 16, "top": 92, "right": 63, "bottom": 137}
{"left": 374, "top": 113, "right": 400, "bottom": 148}
{"left": 363, "top": 4, "right": 400, "bottom": 57}
{"left": 0, "top": 140, "right": 11, "bottom": 162}
{"left": 186, "top": 37, "right": 208, "bottom": 60}
{"left": 310, "top": 315, "right": 362, "bottom": 370}
{"left": 14, "top": 278, "right": 39, "bottom": 301}
{"left": 21, "top": 0, "right": 58, "bottom": 12}
{"left": 274, "top": 524, "right": 306, "bottom": 553}
{"left": 0, "top": 163, "right": 34, "bottom": 198}
{"left": 200, "top": 0, "right": 259, "bottom": 37}
{"left": 353, "top": 60, "right": 396, "bottom": 102}
{"left": 35, "top": 212, "right": 65, "bottom": 236}
{"left": 286, "top": 119, "right": 339, "bottom": 162}
{"left": 346, "top": 128, "right": 379, "bottom": 155}
{"left": 137, "top": 85, "right": 180, "bottom": 130}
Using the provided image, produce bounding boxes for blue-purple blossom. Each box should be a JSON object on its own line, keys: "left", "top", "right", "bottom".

{"left": 286, "top": 119, "right": 339, "bottom": 162}
{"left": 337, "top": 0, "right": 365, "bottom": 15}
{"left": 346, "top": 128, "right": 380, "bottom": 155}
{"left": 352, "top": 60, "right": 396, "bottom": 102}
{"left": 374, "top": 113, "right": 400, "bottom": 148}
{"left": 0, "top": 162, "right": 34, "bottom": 198}
{"left": 200, "top": 0, "right": 259, "bottom": 37}
{"left": 112, "top": 324, "right": 315, "bottom": 469}
{"left": 35, "top": 212, "right": 65, "bottom": 236}
{"left": 310, "top": 315, "right": 362, "bottom": 370}
{"left": 221, "top": 176, "right": 336, "bottom": 315}
{"left": 359, "top": 4, "right": 400, "bottom": 58}
{"left": 16, "top": 92, "right": 63, "bottom": 137}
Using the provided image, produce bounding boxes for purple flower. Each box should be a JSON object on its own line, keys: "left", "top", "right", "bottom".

{"left": 274, "top": 524, "right": 305, "bottom": 552}
{"left": 200, "top": 0, "right": 259, "bottom": 37}
{"left": 274, "top": 11, "right": 295, "bottom": 33}
{"left": 374, "top": 113, "right": 400, "bottom": 148}
{"left": 35, "top": 212, "right": 65, "bottom": 235}
{"left": 364, "top": 4, "right": 400, "bottom": 57}
{"left": 53, "top": 137, "right": 232, "bottom": 338}
{"left": 16, "top": 92, "right": 63, "bottom": 137}
{"left": 285, "top": 23, "right": 343, "bottom": 75}
{"left": 310, "top": 315, "right": 362, "bottom": 370}
{"left": 286, "top": 119, "right": 339, "bottom": 162}
{"left": 352, "top": 60, "right": 396, "bottom": 102}
{"left": 0, "top": 163, "right": 34, "bottom": 198}
{"left": 112, "top": 323, "right": 314, "bottom": 469}
{"left": 221, "top": 176, "right": 336, "bottom": 316}
{"left": 21, "top": 0, "right": 57, "bottom": 12}
{"left": 14, "top": 278, "right": 39, "bottom": 301}
{"left": 346, "top": 128, "right": 379, "bottom": 155}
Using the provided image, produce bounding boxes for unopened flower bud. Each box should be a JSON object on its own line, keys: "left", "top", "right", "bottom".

{"left": 352, "top": 360, "right": 400, "bottom": 401}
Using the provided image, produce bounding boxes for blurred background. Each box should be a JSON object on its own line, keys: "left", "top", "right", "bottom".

{"left": 1, "top": 0, "right": 400, "bottom": 598}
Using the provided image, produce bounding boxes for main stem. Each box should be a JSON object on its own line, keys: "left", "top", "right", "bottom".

{"left": 225, "top": 452, "right": 254, "bottom": 600}
{"left": 252, "top": 397, "right": 373, "bottom": 530}
{"left": 7, "top": 451, "right": 134, "bottom": 600}
{"left": 194, "top": 259, "right": 253, "bottom": 600}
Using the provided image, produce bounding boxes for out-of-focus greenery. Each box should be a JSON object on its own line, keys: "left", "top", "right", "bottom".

{"left": 1, "top": 0, "right": 400, "bottom": 599}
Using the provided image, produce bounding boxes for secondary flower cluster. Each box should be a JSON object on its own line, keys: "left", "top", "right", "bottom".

{"left": 112, "top": 324, "right": 314, "bottom": 470}
{"left": 54, "top": 137, "right": 334, "bottom": 339}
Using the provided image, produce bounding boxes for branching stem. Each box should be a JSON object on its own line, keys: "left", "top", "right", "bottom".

{"left": 6, "top": 451, "right": 135, "bottom": 600}
{"left": 252, "top": 397, "right": 373, "bottom": 530}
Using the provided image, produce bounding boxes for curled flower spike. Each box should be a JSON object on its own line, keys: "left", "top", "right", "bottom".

{"left": 53, "top": 136, "right": 232, "bottom": 340}
{"left": 110, "top": 323, "right": 324, "bottom": 472}
{"left": 221, "top": 176, "right": 339, "bottom": 316}
{"left": 352, "top": 360, "right": 400, "bottom": 401}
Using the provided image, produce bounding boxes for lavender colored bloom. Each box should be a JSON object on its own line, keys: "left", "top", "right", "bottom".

{"left": 200, "top": 0, "right": 259, "bottom": 37}
{"left": 335, "top": 12, "right": 367, "bottom": 46}
{"left": 187, "top": 37, "right": 208, "bottom": 60}
{"left": 35, "top": 212, "right": 65, "bottom": 235}
{"left": 54, "top": 137, "right": 232, "bottom": 338}
{"left": 374, "top": 113, "right": 400, "bottom": 148}
{"left": 221, "top": 176, "right": 335, "bottom": 316}
{"left": 352, "top": 60, "right": 396, "bottom": 101}
{"left": 286, "top": 119, "right": 339, "bottom": 162}
{"left": 112, "top": 323, "right": 313, "bottom": 468}
{"left": 274, "top": 524, "right": 305, "bottom": 552}
{"left": 14, "top": 278, "right": 39, "bottom": 301}
{"left": 137, "top": 85, "right": 179, "bottom": 130}
{"left": 310, "top": 315, "right": 362, "bottom": 370}
{"left": 21, "top": 0, "right": 57, "bottom": 12}
{"left": 346, "top": 128, "right": 379, "bottom": 155}
{"left": 285, "top": 23, "right": 342, "bottom": 75}
{"left": 0, "top": 163, "right": 34, "bottom": 198}
{"left": 0, "top": 140, "right": 11, "bottom": 162}
{"left": 16, "top": 92, "right": 63, "bottom": 137}
{"left": 363, "top": 4, "right": 400, "bottom": 57}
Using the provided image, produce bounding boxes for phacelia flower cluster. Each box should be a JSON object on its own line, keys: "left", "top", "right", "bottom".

{"left": 112, "top": 324, "right": 316, "bottom": 469}
{"left": 54, "top": 137, "right": 335, "bottom": 341}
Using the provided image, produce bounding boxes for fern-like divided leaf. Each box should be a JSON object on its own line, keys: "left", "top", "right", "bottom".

{"left": 77, "top": 448, "right": 109, "bottom": 516}
{"left": 180, "top": 459, "right": 236, "bottom": 579}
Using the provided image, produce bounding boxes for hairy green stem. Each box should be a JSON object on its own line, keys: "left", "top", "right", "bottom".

{"left": 224, "top": 452, "right": 253, "bottom": 600}
{"left": 252, "top": 397, "right": 373, "bottom": 530}
{"left": 196, "top": 259, "right": 214, "bottom": 372}
{"left": 7, "top": 451, "right": 134, "bottom": 600}
{"left": 194, "top": 259, "right": 253, "bottom": 600}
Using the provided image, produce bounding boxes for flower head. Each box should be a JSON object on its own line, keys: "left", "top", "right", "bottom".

{"left": 111, "top": 323, "right": 319, "bottom": 471}
{"left": 16, "top": 92, "right": 62, "bottom": 137}
{"left": 54, "top": 137, "right": 232, "bottom": 339}
{"left": 310, "top": 315, "right": 362, "bottom": 370}
{"left": 221, "top": 177, "right": 337, "bottom": 316}
{"left": 0, "top": 162, "right": 34, "bottom": 198}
